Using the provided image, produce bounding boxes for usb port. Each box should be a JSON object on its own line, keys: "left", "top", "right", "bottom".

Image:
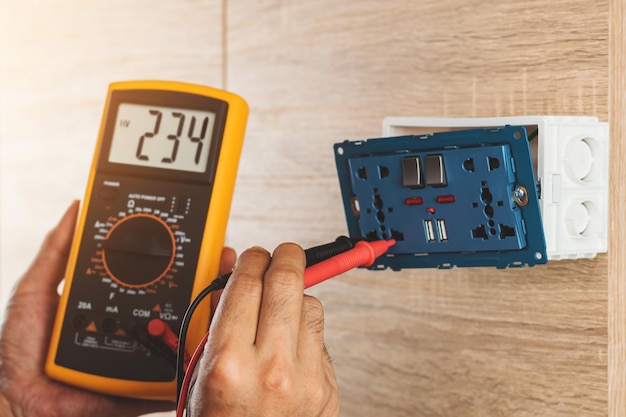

{"left": 436, "top": 219, "right": 448, "bottom": 242}
{"left": 424, "top": 220, "right": 436, "bottom": 242}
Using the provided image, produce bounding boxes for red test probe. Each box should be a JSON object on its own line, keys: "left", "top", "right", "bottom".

{"left": 148, "top": 318, "right": 191, "bottom": 366}
{"left": 303, "top": 239, "right": 396, "bottom": 287}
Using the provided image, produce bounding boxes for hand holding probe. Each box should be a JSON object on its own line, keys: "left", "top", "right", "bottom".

{"left": 175, "top": 238, "right": 396, "bottom": 415}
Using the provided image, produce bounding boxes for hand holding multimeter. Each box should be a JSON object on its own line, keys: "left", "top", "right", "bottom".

{"left": 0, "top": 201, "right": 178, "bottom": 417}
{"left": 45, "top": 81, "right": 249, "bottom": 400}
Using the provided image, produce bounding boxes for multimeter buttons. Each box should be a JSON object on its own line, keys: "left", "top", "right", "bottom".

{"left": 102, "top": 213, "right": 176, "bottom": 288}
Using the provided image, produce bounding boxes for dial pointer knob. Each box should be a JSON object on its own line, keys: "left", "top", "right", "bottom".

{"left": 102, "top": 214, "right": 176, "bottom": 288}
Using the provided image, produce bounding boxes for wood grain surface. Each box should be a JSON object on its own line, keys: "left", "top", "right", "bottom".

{"left": 609, "top": 0, "right": 625, "bottom": 415}
{"left": 225, "top": 0, "right": 610, "bottom": 416}
{"left": 1, "top": 0, "right": 622, "bottom": 416}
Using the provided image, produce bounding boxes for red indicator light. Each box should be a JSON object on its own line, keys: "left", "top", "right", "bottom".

{"left": 404, "top": 197, "right": 424, "bottom": 205}
{"left": 436, "top": 195, "right": 456, "bottom": 204}
{"left": 427, "top": 207, "right": 436, "bottom": 215}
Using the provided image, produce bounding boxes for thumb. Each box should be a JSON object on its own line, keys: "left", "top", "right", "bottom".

{"left": 14, "top": 200, "right": 80, "bottom": 296}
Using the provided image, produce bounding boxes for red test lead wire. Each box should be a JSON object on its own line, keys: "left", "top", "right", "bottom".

{"left": 176, "top": 330, "right": 210, "bottom": 417}
{"left": 303, "top": 239, "right": 396, "bottom": 288}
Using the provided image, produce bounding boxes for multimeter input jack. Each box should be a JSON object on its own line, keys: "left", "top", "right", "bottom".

{"left": 72, "top": 314, "right": 88, "bottom": 329}
{"left": 101, "top": 318, "right": 117, "bottom": 333}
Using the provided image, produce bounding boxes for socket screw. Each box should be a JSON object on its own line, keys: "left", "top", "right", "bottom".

{"left": 513, "top": 185, "right": 529, "bottom": 206}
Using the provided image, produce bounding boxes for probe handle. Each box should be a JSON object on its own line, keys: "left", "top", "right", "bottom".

{"left": 303, "top": 239, "right": 396, "bottom": 288}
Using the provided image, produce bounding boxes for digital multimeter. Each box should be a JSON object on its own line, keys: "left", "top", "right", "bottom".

{"left": 45, "top": 81, "right": 248, "bottom": 400}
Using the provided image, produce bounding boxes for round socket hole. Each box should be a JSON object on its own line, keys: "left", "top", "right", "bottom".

{"left": 565, "top": 137, "right": 595, "bottom": 183}
{"left": 565, "top": 201, "right": 599, "bottom": 237}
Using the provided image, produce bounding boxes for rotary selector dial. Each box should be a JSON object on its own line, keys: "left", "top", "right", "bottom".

{"left": 102, "top": 213, "right": 176, "bottom": 289}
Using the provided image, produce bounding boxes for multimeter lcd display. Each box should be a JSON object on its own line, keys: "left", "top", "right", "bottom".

{"left": 108, "top": 103, "right": 216, "bottom": 173}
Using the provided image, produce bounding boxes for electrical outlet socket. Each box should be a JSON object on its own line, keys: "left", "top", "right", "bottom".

{"left": 382, "top": 116, "right": 609, "bottom": 261}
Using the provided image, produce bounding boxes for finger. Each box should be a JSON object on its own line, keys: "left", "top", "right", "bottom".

{"left": 219, "top": 247, "right": 237, "bottom": 275}
{"left": 211, "top": 246, "right": 237, "bottom": 315}
{"left": 297, "top": 295, "right": 328, "bottom": 362}
{"left": 255, "top": 243, "right": 306, "bottom": 353}
{"left": 208, "top": 246, "right": 270, "bottom": 347}
{"left": 297, "top": 296, "right": 340, "bottom": 411}
{"left": 15, "top": 200, "right": 80, "bottom": 295}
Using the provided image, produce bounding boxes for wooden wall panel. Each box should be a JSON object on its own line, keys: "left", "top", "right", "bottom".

{"left": 0, "top": 0, "right": 224, "bottom": 325}
{"left": 609, "top": 0, "right": 625, "bottom": 415}
{"left": 1, "top": 0, "right": 620, "bottom": 416}
{"left": 226, "top": 0, "right": 609, "bottom": 415}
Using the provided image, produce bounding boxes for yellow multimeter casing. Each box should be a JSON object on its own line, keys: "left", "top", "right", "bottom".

{"left": 45, "top": 80, "right": 248, "bottom": 400}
